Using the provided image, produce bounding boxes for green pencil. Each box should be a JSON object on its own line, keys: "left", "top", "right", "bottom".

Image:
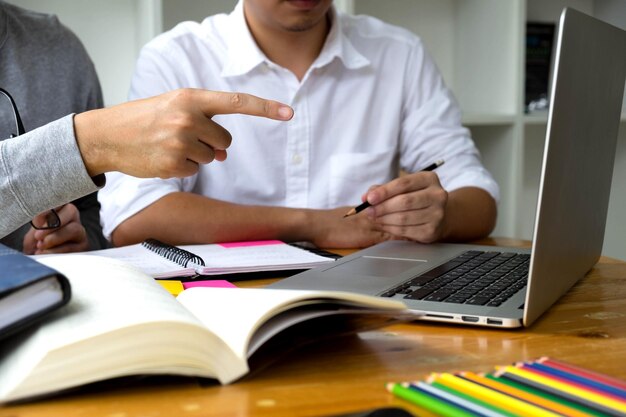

{"left": 430, "top": 381, "right": 517, "bottom": 417}
{"left": 387, "top": 382, "right": 478, "bottom": 417}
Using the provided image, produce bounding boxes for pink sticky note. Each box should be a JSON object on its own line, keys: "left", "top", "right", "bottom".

{"left": 218, "top": 240, "right": 283, "bottom": 248}
{"left": 182, "top": 280, "right": 237, "bottom": 289}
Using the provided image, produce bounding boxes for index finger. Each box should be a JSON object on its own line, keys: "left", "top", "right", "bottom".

{"left": 199, "top": 90, "right": 294, "bottom": 121}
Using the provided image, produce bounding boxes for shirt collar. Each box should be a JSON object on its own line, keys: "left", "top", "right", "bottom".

{"left": 312, "top": 6, "right": 369, "bottom": 71}
{"left": 221, "top": 0, "right": 369, "bottom": 77}
{"left": 221, "top": 1, "right": 266, "bottom": 77}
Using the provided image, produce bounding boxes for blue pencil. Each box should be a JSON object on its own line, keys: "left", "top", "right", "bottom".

{"left": 526, "top": 362, "right": 626, "bottom": 400}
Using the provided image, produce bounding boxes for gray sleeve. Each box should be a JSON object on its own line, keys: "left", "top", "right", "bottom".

{"left": 71, "top": 51, "right": 108, "bottom": 249}
{"left": 0, "top": 115, "right": 104, "bottom": 238}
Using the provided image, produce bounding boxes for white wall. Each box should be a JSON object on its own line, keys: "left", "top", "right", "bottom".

{"left": 7, "top": 0, "right": 245, "bottom": 105}
{"left": 162, "top": 0, "right": 234, "bottom": 31}
{"left": 7, "top": 0, "right": 150, "bottom": 106}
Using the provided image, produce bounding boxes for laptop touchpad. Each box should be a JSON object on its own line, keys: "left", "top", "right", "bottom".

{"left": 327, "top": 256, "right": 424, "bottom": 278}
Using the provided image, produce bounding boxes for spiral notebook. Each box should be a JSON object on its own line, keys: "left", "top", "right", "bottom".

{"left": 46, "top": 239, "right": 338, "bottom": 279}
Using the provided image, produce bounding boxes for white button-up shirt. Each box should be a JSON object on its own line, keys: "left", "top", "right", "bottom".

{"left": 99, "top": 1, "right": 499, "bottom": 239}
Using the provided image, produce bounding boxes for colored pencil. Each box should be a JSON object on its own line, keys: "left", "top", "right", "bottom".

{"left": 386, "top": 358, "right": 626, "bottom": 417}
{"left": 432, "top": 373, "right": 562, "bottom": 417}
{"left": 497, "top": 366, "right": 624, "bottom": 416}
{"left": 386, "top": 382, "right": 478, "bottom": 417}
{"left": 538, "top": 357, "right": 626, "bottom": 392}
{"left": 460, "top": 371, "right": 596, "bottom": 417}
{"left": 501, "top": 366, "right": 626, "bottom": 413}
{"left": 485, "top": 374, "right": 611, "bottom": 417}
{"left": 412, "top": 381, "right": 507, "bottom": 417}
{"left": 430, "top": 380, "right": 519, "bottom": 417}
{"left": 524, "top": 362, "right": 626, "bottom": 400}
{"left": 518, "top": 363, "right": 626, "bottom": 402}
{"left": 497, "top": 371, "right": 621, "bottom": 417}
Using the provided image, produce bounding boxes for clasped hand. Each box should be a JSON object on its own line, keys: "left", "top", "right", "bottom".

{"left": 23, "top": 204, "right": 89, "bottom": 255}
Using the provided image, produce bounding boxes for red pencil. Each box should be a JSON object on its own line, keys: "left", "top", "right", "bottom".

{"left": 518, "top": 363, "right": 626, "bottom": 405}
{"left": 538, "top": 357, "right": 626, "bottom": 392}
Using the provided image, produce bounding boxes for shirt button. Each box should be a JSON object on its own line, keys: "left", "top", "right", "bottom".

{"left": 292, "top": 154, "right": 302, "bottom": 164}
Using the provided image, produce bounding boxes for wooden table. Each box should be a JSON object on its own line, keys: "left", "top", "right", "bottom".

{"left": 2, "top": 238, "right": 626, "bottom": 417}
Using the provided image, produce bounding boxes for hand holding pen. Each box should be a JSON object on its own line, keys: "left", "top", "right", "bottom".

{"left": 343, "top": 159, "right": 448, "bottom": 243}
{"left": 344, "top": 159, "right": 445, "bottom": 217}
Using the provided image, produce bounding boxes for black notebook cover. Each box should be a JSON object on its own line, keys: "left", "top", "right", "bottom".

{"left": 525, "top": 22, "right": 556, "bottom": 111}
{"left": 0, "top": 244, "right": 71, "bottom": 340}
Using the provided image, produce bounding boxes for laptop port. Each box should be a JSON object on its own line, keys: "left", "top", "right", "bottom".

{"left": 461, "top": 316, "right": 479, "bottom": 323}
{"left": 487, "top": 318, "right": 503, "bottom": 325}
{"left": 425, "top": 314, "right": 454, "bottom": 319}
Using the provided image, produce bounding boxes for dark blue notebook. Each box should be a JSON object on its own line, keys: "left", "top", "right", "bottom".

{"left": 0, "top": 244, "right": 71, "bottom": 340}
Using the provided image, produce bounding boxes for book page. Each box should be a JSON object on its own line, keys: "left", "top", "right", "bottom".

{"left": 177, "top": 287, "right": 407, "bottom": 360}
{"left": 180, "top": 241, "right": 333, "bottom": 274}
{"left": 69, "top": 244, "right": 193, "bottom": 277}
{"left": 0, "top": 255, "right": 219, "bottom": 401}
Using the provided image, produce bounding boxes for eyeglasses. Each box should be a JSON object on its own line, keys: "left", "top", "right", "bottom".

{"left": 1, "top": 87, "right": 61, "bottom": 230}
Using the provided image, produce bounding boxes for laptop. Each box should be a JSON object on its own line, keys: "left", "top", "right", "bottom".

{"left": 269, "top": 8, "right": 626, "bottom": 328}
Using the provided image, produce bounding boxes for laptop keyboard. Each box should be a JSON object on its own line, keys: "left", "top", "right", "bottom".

{"left": 380, "top": 251, "right": 530, "bottom": 307}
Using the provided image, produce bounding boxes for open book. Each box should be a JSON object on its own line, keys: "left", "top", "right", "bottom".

{"left": 35, "top": 239, "right": 336, "bottom": 278}
{"left": 0, "top": 255, "right": 415, "bottom": 403}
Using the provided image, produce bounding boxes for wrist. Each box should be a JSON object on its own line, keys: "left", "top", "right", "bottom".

{"left": 74, "top": 109, "right": 111, "bottom": 177}
{"left": 294, "top": 209, "right": 330, "bottom": 246}
{"left": 275, "top": 208, "right": 313, "bottom": 243}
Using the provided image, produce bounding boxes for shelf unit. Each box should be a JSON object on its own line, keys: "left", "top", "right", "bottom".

{"left": 344, "top": 0, "right": 626, "bottom": 260}
{"left": 8, "top": 0, "right": 626, "bottom": 259}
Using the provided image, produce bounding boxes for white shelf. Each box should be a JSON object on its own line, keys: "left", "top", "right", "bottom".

{"left": 463, "top": 114, "right": 517, "bottom": 126}
{"left": 524, "top": 113, "right": 549, "bottom": 125}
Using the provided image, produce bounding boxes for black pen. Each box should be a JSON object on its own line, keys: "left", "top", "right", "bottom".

{"left": 343, "top": 159, "right": 445, "bottom": 218}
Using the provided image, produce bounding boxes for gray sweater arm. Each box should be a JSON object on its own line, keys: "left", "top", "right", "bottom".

{"left": 0, "top": 114, "right": 104, "bottom": 238}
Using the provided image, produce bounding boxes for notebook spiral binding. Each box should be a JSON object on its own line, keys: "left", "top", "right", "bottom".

{"left": 141, "top": 238, "right": 206, "bottom": 268}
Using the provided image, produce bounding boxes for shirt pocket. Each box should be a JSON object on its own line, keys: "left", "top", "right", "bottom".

{"left": 329, "top": 149, "right": 397, "bottom": 207}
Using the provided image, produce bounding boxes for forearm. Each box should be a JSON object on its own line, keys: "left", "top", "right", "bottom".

{"left": 0, "top": 116, "right": 102, "bottom": 238}
{"left": 111, "top": 192, "right": 316, "bottom": 246}
{"left": 441, "top": 187, "right": 497, "bottom": 242}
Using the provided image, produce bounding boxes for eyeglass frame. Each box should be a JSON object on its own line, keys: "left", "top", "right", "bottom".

{"left": 0, "top": 87, "right": 61, "bottom": 230}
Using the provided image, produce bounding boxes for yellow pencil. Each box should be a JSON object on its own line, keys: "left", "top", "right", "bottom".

{"left": 431, "top": 372, "right": 563, "bottom": 417}
{"left": 461, "top": 372, "right": 595, "bottom": 417}
{"left": 499, "top": 366, "right": 626, "bottom": 414}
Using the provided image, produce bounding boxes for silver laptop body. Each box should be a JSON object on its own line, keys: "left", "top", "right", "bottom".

{"left": 269, "top": 8, "right": 626, "bottom": 328}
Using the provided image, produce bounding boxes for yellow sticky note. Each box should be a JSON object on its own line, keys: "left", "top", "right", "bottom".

{"left": 157, "top": 280, "right": 184, "bottom": 296}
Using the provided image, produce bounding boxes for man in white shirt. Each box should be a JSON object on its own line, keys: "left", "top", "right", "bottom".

{"left": 100, "top": 0, "right": 499, "bottom": 248}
